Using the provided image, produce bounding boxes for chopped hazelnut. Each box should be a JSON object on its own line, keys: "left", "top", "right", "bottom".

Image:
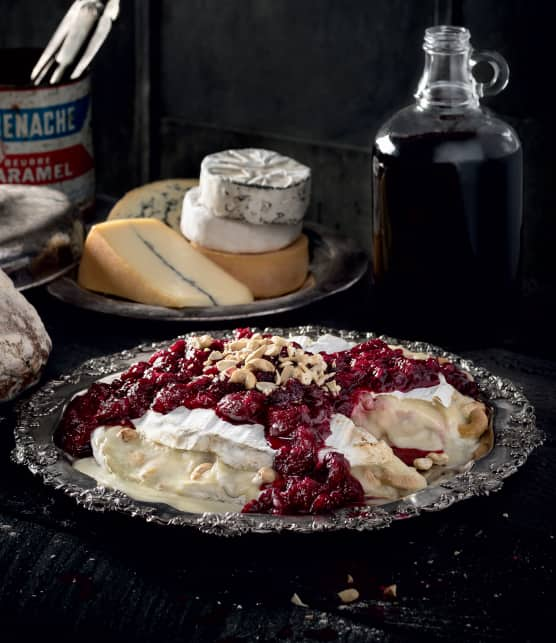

{"left": 337, "top": 588, "right": 359, "bottom": 603}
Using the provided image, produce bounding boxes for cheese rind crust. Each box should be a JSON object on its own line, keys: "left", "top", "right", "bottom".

{"left": 199, "top": 149, "right": 311, "bottom": 224}
{"left": 191, "top": 234, "right": 309, "bottom": 299}
{"left": 77, "top": 218, "right": 254, "bottom": 307}
{"left": 181, "top": 187, "right": 302, "bottom": 253}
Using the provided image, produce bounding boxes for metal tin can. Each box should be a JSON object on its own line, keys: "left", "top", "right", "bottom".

{"left": 0, "top": 48, "right": 95, "bottom": 212}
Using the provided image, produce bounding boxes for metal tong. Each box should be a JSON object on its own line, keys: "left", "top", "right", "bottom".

{"left": 31, "top": 0, "right": 120, "bottom": 85}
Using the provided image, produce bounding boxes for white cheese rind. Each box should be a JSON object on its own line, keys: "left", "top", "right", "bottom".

{"left": 199, "top": 149, "right": 311, "bottom": 224}
{"left": 375, "top": 374, "right": 455, "bottom": 408}
{"left": 133, "top": 407, "right": 274, "bottom": 471}
{"left": 181, "top": 187, "right": 302, "bottom": 253}
{"left": 288, "top": 334, "right": 356, "bottom": 354}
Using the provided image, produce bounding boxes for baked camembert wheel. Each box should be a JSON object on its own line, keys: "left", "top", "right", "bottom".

{"left": 57, "top": 330, "right": 489, "bottom": 515}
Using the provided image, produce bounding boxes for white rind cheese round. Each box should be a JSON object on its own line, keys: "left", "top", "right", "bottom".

{"left": 199, "top": 149, "right": 311, "bottom": 224}
{"left": 181, "top": 187, "right": 302, "bottom": 253}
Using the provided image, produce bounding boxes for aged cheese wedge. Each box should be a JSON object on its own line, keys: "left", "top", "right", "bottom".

{"left": 107, "top": 179, "right": 199, "bottom": 232}
{"left": 191, "top": 234, "right": 309, "bottom": 299}
{"left": 77, "top": 218, "right": 254, "bottom": 307}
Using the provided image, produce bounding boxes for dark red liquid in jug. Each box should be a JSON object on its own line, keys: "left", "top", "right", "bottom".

{"left": 372, "top": 129, "right": 522, "bottom": 344}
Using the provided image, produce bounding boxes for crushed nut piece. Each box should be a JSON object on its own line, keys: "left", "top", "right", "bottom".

{"left": 246, "top": 358, "right": 275, "bottom": 372}
{"left": 413, "top": 457, "right": 433, "bottom": 471}
{"left": 230, "top": 368, "right": 257, "bottom": 389}
{"left": 188, "top": 337, "right": 201, "bottom": 349}
{"left": 347, "top": 574, "right": 354, "bottom": 584}
{"left": 244, "top": 345, "right": 267, "bottom": 362}
{"left": 207, "top": 350, "right": 223, "bottom": 361}
{"left": 253, "top": 466, "right": 276, "bottom": 485}
{"left": 279, "top": 364, "right": 295, "bottom": 384}
{"left": 278, "top": 358, "right": 293, "bottom": 366}
{"left": 198, "top": 334, "right": 215, "bottom": 348}
{"left": 383, "top": 584, "right": 397, "bottom": 599}
{"left": 291, "top": 593, "right": 309, "bottom": 608}
{"left": 227, "top": 339, "right": 248, "bottom": 351}
{"left": 255, "top": 381, "right": 277, "bottom": 394}
{"left": 298, "top": 370, "right": 314, "bottom": 385}
{"left": 427, "top": 452, "right": 449, "bottom": 465}
{"left": 337, "top": 588, "right": 359, "bottom": 603}
{"left": 117, "top": 428, "right": 137, "bottom": 442}
{"left": 216, "top": 359, "right": 238, "bottom": 372}
{"left": 264, "top": 344, "right": 281, "bottom": 357}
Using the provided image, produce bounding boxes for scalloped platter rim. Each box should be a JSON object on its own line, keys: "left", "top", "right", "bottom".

{"left": 11, "top": 326, "right": 543, "bottom": 536}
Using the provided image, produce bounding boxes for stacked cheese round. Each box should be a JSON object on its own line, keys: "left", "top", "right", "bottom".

{"left": 180, "top": 149, "right": 311, "bottom": 299}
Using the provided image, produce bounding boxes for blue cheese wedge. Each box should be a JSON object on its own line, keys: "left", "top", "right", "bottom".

{"left": 107, "top": 179, "right": 199, "bottom": 231}
{"left": 77, "top": 218, "right": 254, "bottom": 307}
{"left": 199, "top": 149, "right": 311, "bottom": 224}
{"left": 181, "top": 187, "right": 302, "bottom": 253}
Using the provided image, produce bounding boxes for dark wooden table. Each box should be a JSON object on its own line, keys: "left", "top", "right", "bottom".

{"left": 1, "top": 277, "right": 554, "bottom": 642}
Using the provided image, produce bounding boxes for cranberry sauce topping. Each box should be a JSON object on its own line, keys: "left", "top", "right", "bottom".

{"left": 55, "top": 337, "right": 231, "bottom": 457}
{"left": 55, "top": 333, "right": 479, "bottom": 513}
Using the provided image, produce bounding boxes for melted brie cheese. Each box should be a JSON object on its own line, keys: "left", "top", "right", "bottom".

{"left": 352, "top": 385, "right": 479, "bottom": 465}
{"left": 323, "top": 414, "right": 427, "bottom": 500}
{"left": 133, "top": 407, "right": 274, "bottom": 471}
{"left": 89, "top": 425, "right": 260, "bottom": 505}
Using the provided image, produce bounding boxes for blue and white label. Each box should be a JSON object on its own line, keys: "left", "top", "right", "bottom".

{"left": 0, "top": 95, "right": 90, "bottom": 141}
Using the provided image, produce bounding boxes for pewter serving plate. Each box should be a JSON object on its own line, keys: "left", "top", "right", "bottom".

{"left": 12, "top": 326, "right": 543, "bottom": 536}
{"left": 46, "top": 223, "right": 368, "bottom": 321}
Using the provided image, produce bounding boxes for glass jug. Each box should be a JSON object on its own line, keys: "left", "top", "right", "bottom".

{"left": 371, "top": 25, "right": 522, "bottom": 345}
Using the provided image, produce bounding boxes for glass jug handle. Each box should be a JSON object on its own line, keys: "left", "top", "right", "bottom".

{"left": 470, "top": 50, "right": 510, "bottom": 97}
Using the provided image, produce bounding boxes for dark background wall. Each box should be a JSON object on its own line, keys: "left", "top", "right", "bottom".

{"left": 1, "top": 0, "right": 554, "bottom": 304}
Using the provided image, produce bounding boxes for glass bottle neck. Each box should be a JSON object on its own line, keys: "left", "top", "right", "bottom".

{"left": 415, "top": 26, "right": 480, "bottom": 111}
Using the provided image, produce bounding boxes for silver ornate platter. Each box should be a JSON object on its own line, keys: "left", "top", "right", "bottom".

{"left": 45, "top": 223, "right": 368, "bottom": 321}
{"left": 12, "top": 326, "right": 543, "bottom": 536}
